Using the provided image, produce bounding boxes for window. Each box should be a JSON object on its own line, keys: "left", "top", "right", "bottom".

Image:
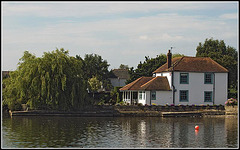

{"left": 180, "top": 90, "right": 188, "bottom": 102}
{"left": 180, "top": 73, "right": 189, "bottom": 84}
{"left": 204, "top": 91, "right": 213, "bottom": 102}
{"left": 151, "top": 91, "right": 156, "bottom": 100}
{"left": 139, "top": 91, "right": 142, "bottom": 100}
{"left": 205, "top": 73, "right": 213, "bottom": 84}
{"left": 126, "top": 92, "right": 130, "bottom": 100}
{"left": 139, "top": 91, "right": 145, "bottom": 100}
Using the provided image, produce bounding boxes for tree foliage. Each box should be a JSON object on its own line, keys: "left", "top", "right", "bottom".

{"left": 196, "top": 38, "right": 238, "bottom": 96}
{"left": 76, "top": 53, "right": 113, "bottom": 91}
{"left": 3, "top": 48, "right": 88, "bottom": 111}
{"left": 119, "top": 64, "right": 129, "bottom": 69}
{"left": 88, "top": 76, "right": 102, "bottom": 98}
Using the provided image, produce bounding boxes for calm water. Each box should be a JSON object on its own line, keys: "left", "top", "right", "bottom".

{"left": 2, "top": 115, "right": 238, "bottom": 148}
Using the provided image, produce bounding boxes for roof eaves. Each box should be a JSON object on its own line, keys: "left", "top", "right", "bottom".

{"left": 208, "top": 57, "right": 229, "bottom": 72}
{"left": 119, "top": 77, "right": 143, "bottom": 91}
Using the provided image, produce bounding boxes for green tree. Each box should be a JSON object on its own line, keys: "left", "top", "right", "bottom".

{"left": 127, "top": 54, "right": 166, "bottom": 83}
{"left": 127, "top": 53, "right": 184, "bottom": 84}
{"left": 119, "top": 64, "right": 129, "bottom": 69}
{"left": 88, "top": 76, "right": 102, "bottom": 98}
{"left": 3, "top": 48, "right": 88, "bottom": 111}
{"left": 196, "top": 38, "right": 238, "bottom": 98}
{"left": 76, "top": 53, "right": 113, "bottom": 91}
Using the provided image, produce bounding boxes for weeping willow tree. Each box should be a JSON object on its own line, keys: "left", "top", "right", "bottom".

{"left": 3, "top": 48, "right": 88, "bottom": 111}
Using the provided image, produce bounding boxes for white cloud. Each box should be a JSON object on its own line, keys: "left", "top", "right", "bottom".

{"left": 139, "top": 35, "right": 150, "bottom": 40}
{"left": 3, "top": 11, "right": 237, "bottom": 46}
{"left": 219, "top": 13, "right": 238, "bottom": 20}
{"left": 2, "top": 2, "right": 237, "bottom": 18}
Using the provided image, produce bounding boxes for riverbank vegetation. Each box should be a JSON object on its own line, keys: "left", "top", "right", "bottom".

{"left": 3, "top": 49, "right": 88, "bottom": 111}
{"left": 2, "top": 49, "right": 116, "bottom": 111}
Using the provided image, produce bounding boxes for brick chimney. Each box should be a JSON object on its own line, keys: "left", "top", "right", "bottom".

{"left": 167, "top": 50, "right": 172, "bottom": 68}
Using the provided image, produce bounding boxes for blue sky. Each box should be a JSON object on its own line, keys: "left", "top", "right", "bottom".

{"left": 2, "top": 1, "right": 239, "bottom": 71}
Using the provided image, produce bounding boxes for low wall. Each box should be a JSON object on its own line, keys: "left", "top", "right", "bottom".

{"left": 113, "top": 105, "right": 225, "bottom": 112}
{"left": 10, "top": 105, "right": 227, "bottom": 117}
{"left": 225, "top": 106, "right": 238, "bottom": 115}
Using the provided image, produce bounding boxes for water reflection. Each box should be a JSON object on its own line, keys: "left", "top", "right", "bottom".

{"left": 2, "top": 116, "right": 238, "bottom": 148}
{"left": 139, "top": 120, "right": 146, "bottom": 147}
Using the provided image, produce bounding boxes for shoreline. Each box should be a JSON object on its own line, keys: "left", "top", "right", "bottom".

{"left": 7, "top": 105, "right": 238, "bottom": 117}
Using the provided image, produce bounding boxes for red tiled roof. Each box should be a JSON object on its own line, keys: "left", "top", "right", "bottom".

{"left": 153, "top": 56, "right": 228, "bottom": 73}
{"left": 119, "top": 76, "right": 171, "bottom": 91}
{"left": 140, "top": 76, "right": 171, "bottom": 90}
{"left": 119, "top": 77, "right": 153, "bottom": 91}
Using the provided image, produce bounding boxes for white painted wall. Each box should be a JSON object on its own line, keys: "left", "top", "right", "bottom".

{"left": 173, "top": 72, "right": 228, "bottom": 105}
{"left": 137, "top": 90, "right": 172, "bottom": 105}
{"left": 214, "top": 73, "right": 228, "bottom": 105}
{"left": 123, "top": 72, "right": 227, "bottom": 106}
{"left": 146, "top": 91, "right": 151, "bottom": 105}
{"left": 151, "top": 91, "right": 172, "bottom": 105}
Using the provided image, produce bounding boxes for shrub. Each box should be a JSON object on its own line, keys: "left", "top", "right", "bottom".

{"left": 119, "top": 101, "right": 124, "bottom": 105}
{"left": 97, "top": 101, "right": 105, "bottom": 105}
{"left": 8, "top": 101, "right": 22, "bottom": 111}
{"left": 225, "top": 98, "right": 238, "bottom": 106}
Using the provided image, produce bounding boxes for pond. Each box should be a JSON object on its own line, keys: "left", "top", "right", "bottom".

{"left": 2, "top": 115, "right": 238, "bottom": 148}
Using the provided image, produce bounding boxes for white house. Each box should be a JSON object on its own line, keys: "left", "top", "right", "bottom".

{"left": 120, "top": 50, "right": 228, "bottom": 105}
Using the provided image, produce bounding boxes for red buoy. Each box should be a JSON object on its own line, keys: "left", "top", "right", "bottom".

{"left": 195, "top": 125, "right": 199, "bottom": 130}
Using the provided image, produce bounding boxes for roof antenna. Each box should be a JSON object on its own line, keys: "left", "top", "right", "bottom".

{"left": 170, "top": 46, "right": 175, "bottom": 53}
